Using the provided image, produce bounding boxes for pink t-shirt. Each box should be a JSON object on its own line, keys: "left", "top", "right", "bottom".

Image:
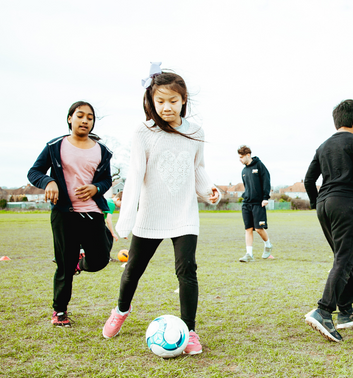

{"left": 61, "top": 137, "right": 102, "bottom": 213}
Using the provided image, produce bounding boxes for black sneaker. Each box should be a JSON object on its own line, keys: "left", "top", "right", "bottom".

{"left": 337, "top": 308, "right": 353, "bottom": 330}
{"left": 305, "top": 308, "right": 342, "bottom": 342}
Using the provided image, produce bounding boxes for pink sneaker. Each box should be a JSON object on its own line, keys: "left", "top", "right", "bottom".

{"left": 183, "top": 331, "right": 202, "bottom": 355}
{"left": 102, "top": 306, "right": 132, "bottom": 339}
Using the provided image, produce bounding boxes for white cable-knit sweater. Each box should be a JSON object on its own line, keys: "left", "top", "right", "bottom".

{"left": 116, "top": 119, "right": 221, "bottom": 239}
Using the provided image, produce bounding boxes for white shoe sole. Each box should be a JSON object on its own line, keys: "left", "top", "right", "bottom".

{"left": 183, "top": 349, "right": 202, "bottom": 355}
{"left": 305, "top": 315, "right": 341, "bottom": 342}
{"left": 102, "top": 329, "right": 120, "bottom": 339}
{"left": 337, "top": 321, "right": 353, "bottom": 330}
{"left": 262, "top": 254, "right": 274, "bottom": 259}
{"left": 305, "top": 309, "right": 316, "bottom": 318}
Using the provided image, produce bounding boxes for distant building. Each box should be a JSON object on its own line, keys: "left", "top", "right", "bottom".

{"left": 5, "top": 184, "right": 45, "bottom": 202}
{"left": 104, "top": 178, "right": 125, "bottom": 199}
{"left": 112, "top": 179, "right": 125, "bottom": 194}
{"left": 0, "top": 187, "right": 7, "bottom": 199}
{"left": 279, "top": 180, "right": 320, "bottom": 200}
{"left": 217, "top": 183, "right": 245, "bottom": 198}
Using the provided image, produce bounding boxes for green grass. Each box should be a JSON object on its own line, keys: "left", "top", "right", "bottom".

{"left": 1, "top": 211, "right": 352, "bottom": 377}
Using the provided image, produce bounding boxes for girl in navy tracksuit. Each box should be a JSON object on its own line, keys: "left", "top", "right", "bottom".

{"left": 28, "top": 101, "right": 113, "bottom": 326}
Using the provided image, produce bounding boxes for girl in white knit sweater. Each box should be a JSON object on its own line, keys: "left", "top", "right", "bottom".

{"left": 103, "top": 62, "right": 220, "bottom": 355}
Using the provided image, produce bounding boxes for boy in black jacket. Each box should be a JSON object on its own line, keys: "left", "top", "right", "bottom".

{"left": 304, "top": 99, "right": 353, "bottom": 342}
{"left": 237, "top": 146, "right": 274, "bottom": 262}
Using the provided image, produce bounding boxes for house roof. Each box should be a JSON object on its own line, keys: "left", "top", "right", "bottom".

{"left": 280, "top": 182, "right": 306, "bottom": 193}
{"left": 233, "top": 183, "right": 245, "bottom": 191}
{"left": 217, "top": 183, "right": 244, "bottom": 193}
{"left": 5, "top": 184, "right": 44, "bottom": 195}
{"left": 279, "top": 181, "right": 320, "bottom": 193}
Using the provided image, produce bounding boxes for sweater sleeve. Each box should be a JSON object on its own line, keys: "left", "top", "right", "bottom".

{"left": 194, "top": 133, "right": 221, "bottom": 205}
{"left": 304, "top": 152, "right": 321, "bottom": 209}
{"left": 93, "top": 160, "right": 112, "bottom": 198}
{"left": 259, "top": 162, "right": 271, "bottom": 201}
{"left": 27, "top": 144, "right": 55, "bottom": 190}
{"left": 115, "top": 129, "right": 147, "bottom": 238}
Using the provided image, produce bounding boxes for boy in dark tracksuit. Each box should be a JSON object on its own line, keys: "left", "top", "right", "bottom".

{"left": 237, "top": 145, "right": 274, "bottom": 262}
{"left": 304, "top": 99, "right": 353, "bottom": 343}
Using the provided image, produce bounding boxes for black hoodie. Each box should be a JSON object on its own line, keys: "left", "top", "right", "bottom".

{"left": 304, "top": 132, "right": 353, "bottom": 209}
{"left": 241, "top": 156, "right": 271, "bottom": 204}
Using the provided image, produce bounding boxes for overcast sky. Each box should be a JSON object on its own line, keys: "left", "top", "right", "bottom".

{"left": 1, "top": 0, "right": 353, "bottom": 188}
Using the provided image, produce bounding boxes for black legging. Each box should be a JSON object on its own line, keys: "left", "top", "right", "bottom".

{"left": 51, "top": 209, "right": 113, "bottom": 312}
{"left": 118, "top": 234, "right": 198, "bottom": 331}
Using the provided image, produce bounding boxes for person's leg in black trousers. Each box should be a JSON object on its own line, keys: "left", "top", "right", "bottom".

{"left": 118, "top": 235, "right": 162, "bottom": 312}
{"left": 317, "top": 197, "right": 353, "bottom": 313}
{"left": 79, "top": 212, "right": 112, "bottom": 272}
{"left": 172, "top": 234, "right": 198, "bottom": 331}
{"left": 305, "top": 197, "right": 350, "bottom": 342}
{"left": 52, "top": 210, "right": 113, "bottom": 313}
{"left": 51, "top": 209, "right": 81, "bottom": 313}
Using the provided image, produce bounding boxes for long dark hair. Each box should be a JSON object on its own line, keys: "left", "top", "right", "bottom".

{"left": 67, "top": 101, "right": 100, "bottom": 140}
{"left": 143, "top": 72, "right": 202, "bottom": 141}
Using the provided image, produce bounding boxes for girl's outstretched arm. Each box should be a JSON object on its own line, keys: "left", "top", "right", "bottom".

{"left": 194, "top": 131, "right": 221, "bottom": 205}
{"left": 106, "top": 213, "right": 119, "bottom": 241}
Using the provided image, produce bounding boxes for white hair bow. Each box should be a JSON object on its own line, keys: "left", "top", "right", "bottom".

{"left": 141, "top": 62, "right": 162, "bottom": 89}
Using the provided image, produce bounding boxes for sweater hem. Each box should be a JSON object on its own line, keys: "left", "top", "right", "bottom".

{"left": 132, "top": 225, "right": 199, "bottom": 239}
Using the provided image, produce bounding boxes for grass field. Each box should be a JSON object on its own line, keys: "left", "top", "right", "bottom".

{"left": 1, "top": 211, "right": 353, "bottom": 377}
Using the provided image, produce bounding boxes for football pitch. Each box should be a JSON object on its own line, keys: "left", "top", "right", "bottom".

{"left": 1, "top": 211, "right": 353, "bottom": 377}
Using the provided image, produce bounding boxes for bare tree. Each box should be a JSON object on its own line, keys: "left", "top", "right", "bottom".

{"left": 101, "top": 135, "right": 130, "bottom": 180}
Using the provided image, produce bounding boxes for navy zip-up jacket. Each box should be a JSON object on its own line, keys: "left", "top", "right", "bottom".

{"left": 27, "top": 135, "right": 113, "bottom": 212}
{"left": 241, "top": 156, "right": 271, "bottom": 204}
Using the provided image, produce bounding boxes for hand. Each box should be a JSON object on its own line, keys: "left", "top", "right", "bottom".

{"left": 112, "top": 232, "right": 119, "bottom": 242}
{"left": 262, "top": 200, "right": 269, "bottom": 207}
{"left": 45, "top": 181, "right": 59, "bottom": 204}
{"left": 209, "top": 187, "right": 219, "bottom": 204}
{"left": 113, "top": 198, "right": 122, "bottom": 208}
{"left": 75, "top": 184, "right": 98, "bottom": 202}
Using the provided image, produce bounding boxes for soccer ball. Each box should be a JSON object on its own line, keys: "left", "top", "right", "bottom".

{"left": 146, "top": 315, "right": 189, "bottom": 358}
{"left": 117, "top": 249, "right": 129, "bottom": 262}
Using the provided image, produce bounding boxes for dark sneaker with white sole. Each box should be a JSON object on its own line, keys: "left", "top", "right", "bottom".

{"left": 305, "top": 308, "right": 342, "bottom": 342}
{"left": 337, "top": 308, "right": 353, "bottom": 330}
{"left": 51, "top": 311, "right": 72, "bottom": 327}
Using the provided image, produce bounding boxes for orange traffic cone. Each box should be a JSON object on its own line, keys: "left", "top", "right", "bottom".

{"left": 0, "top": 256, "right": 11, "bottom": 261}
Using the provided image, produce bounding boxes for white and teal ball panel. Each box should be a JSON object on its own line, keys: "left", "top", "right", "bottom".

{"left": 146, "top": 315, "right": 189, "bottom": 358}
